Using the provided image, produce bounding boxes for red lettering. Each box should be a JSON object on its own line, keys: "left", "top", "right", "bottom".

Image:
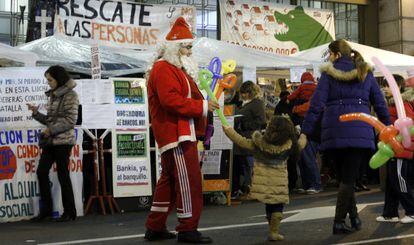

{"left": 24, "top": 160, "right": 36, "bottom": 173}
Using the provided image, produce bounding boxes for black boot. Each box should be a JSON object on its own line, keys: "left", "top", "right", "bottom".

{"left": 144, "top": 229, "right": 176, "bottom": 241}
{"left": 30, "top": 210, "right": 52, "bottom": 222}
{"left": 350, "top": 217, "right": 362, "bottom": 230}
{"left": 177, "top": 231, "right": 212, "bottom": 244}
{"left": 56, "top": 212, "right": 76, "bottom": 222}
{"left": 333, "top": 222, "right": 353, "bottom": 234}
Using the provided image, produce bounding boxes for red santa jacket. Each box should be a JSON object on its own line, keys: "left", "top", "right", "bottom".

{"left": 148, "top": 60, "right": 207, "bottom": 154}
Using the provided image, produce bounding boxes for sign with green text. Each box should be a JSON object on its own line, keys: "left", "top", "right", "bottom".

{"left": 116, "top": 133, "right": 146, "bottom": 157}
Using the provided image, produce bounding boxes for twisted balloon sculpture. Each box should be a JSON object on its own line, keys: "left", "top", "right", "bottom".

{"left": 339, "top": 57, "right": 414, "bottom": 169}
{"left": 372, "top": 57, "right": 413, "bottom": 148}
{"left": 198, "top": 69, "right": 229, "bottom": 126}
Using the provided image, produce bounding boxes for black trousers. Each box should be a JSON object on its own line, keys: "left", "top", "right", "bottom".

{"left": 37, "top": 145, "right": 76, "bottom": 216}
{"left": 383, "top": 158, "right": 414, "bottom": 217}
{"left": 265, "top": 203, "right": 284, "bottom": 220}
{"left": 287, "top": 157, "right": 298, "bottom": 191}
{"left": 326, "top": 148, "right": 369, "bottom": 222}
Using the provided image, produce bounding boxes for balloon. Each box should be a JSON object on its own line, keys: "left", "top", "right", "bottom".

{"left": 221, "top": 60, "right": 237, "bottom": 75}
{"left": 198, "top": 69, "right": 229, "bottom": 126}
{"left": 215, "top": 74, "right": 237, "bottom": 100}
{"left": 378, "top": 126, "right": 404, "bottom": 154}
{"left": 339, "top": 113, "right": 385, "bottom": 131}
{"left": 395, "top": 117, "right": 413, "bottom": 148}
{"left": 369, "top": 141, "right": 395, "bottom": 169}
{"left": 207, "top": 57, "right": 223, "bottom": 92}
{"left": 372, "top": 57, "right": 413, "bottom": 148}
{"left": 339, "top": 113, "right": 404, "bottom": 154}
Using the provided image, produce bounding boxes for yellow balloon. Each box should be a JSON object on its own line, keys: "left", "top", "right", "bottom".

{"left": 221, "top": 60, "right": 237, "bottom": 75}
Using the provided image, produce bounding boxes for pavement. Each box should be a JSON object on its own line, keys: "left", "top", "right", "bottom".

{"left": 2, "top": 186, "right": 414, "bottom": 245}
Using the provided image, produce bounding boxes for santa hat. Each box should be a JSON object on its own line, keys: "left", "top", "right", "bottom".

{"left": 301, "top": 72, "right": 314, "bottom": 83}
{"left": 165, "top": 17, "right": 194, "bottom": 43}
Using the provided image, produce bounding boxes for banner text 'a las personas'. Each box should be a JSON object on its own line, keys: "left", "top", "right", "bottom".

{"left": 54, "top": 0, "right": 196, "bottom": 49}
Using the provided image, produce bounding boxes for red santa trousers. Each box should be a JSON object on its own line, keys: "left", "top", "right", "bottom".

{"left": 145, "top": 141, "right": 203, "bottom": 232}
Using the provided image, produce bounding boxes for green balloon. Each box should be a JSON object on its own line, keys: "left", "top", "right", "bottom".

{"left": 369, "top": 142, "right": 394, "bottom": 169}
{"left": 410, "top": 126, "right": 414, "bottom": 136}
{"left": 198, "top": 69, "right": 229, "bottom": 126}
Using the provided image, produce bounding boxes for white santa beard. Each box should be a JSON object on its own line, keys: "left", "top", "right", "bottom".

{"left": 181, "top": 55, "right": 199, "bottom": 82}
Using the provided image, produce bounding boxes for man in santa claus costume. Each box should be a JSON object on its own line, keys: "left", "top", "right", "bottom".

{"left": 144, "top": 17, "right": 218, "bottom": 244}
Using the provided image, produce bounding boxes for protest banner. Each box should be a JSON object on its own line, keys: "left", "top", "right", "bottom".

{"left": 0, "top": 128, "right": 83, "bottom": 223}
{"left": 0, "top": 67, "right": 48, "bottom": 128}
{"left": 54, "top": 0, "right": 196, "bottom": 49}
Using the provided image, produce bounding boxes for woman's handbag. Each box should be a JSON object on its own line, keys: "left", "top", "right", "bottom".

{"left": 38, "top": 133, "right": 52, "bottom": 149}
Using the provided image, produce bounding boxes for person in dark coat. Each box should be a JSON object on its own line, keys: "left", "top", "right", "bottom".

{"left": 274, "top": 90, "right": 293, "bottom": 117}
{"left": 233, "top": 81, "right": 266, "bottom": 197}
{"left": 301, "top": 40, "right": 390, "bottom": 234}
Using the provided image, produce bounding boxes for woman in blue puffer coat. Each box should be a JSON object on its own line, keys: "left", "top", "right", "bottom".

{"left": 301, "top": 39, "right": 390, "bottom": 235}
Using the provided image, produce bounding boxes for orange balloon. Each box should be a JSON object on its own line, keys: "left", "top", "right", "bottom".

{"left": 339, "top": 113, "right": 385, "bottom": 132}
{"left": 215, "top": 74, "right": 237, "bottom": 100}
{"left": 379, "top": 126, "right": 404, "bottom": 154}
{"left": 339, "top": 113, "right": 404, "bottom": 154}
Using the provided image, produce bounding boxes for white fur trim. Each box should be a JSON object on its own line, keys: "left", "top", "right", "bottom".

{"left": 189, "top": 118, "right": 196, "bottom": 142}
{"left": 159, "top": 142, "right": 179, "bottom": 154}
{"left": 158, "top": 135, "right": 197, "bottom": 154}
{"left": 178, "top": 135, "right": 196, "bottom": 143}
{"left": 166, "top": 38, "right": 195, "bottom": 43}
{"left": 203, "top": 100, "right": 208, "bottom": 118}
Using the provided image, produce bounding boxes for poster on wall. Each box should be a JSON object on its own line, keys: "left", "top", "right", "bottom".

{"left": 54, "top": 0, "right": 196, "bottom": 50}
{"left": 220, "top": 0, "right": 335, "bottom": 55}
{"left": 0, "top": 67, "right": 48, "bottom": 128}
{"left": 111, "top": 78, "right": 152, "bottom": 197}
{"left": 0, "top": 128, "right": 84, "bottom": 223}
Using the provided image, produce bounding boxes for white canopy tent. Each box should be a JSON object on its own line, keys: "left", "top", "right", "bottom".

{"left": 0, "top": 42, "right": 39, "bottom": 67}
{"left": 192, "top": 38, "right": 310, "bottom": 69}
{"left": 292, "top": 41, "right": 414, "bottom": 75}
{"left": 114, "top": 37, "right": 311, "bottom": 70}
{"left": 17, "top": 35, "right": 311, "bottom": 77}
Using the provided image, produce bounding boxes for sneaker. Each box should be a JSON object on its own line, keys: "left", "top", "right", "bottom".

{"left": 376, "top": 216, "right": 399, "bottom": 223}
{"left": 400, "top": 215, "right": 414, "bottom": 224}
{"left": 306, "top": 188, "right": 321, "bottom": 194}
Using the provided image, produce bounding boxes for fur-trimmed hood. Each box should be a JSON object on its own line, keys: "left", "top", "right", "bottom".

{"left": 251, "top": 131, "right": 292, "bottom": 164}
{"left": 320, "top": 60, "right": 372, "bottom": 82}
{"left": 387, "top": 87, "right": 414, "bottom": 104}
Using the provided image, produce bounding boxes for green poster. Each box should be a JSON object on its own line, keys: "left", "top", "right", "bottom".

{"left": 114, "top": 80, "right": 145, "bottom": 104}
{"left": 117, "top": 133, "right": 146, "bottom": 157}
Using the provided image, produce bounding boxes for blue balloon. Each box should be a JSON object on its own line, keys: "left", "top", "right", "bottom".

{"left": 207, "top": 57, "right": 223, "bottom": 93}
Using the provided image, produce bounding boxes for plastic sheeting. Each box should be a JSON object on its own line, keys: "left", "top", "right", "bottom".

{"left": 292, "top": 41, "right": 414, "bottom": 74}
{"left": 192, "top": 37, "right": 310, "bottom": 69}
{"left": 116, "top": 37, "right": 311, "bottom": 70}
{"left": 18, "top": 35, "right": 149, "bottom": 77}
{"left": 0, "top": 42, "right": 39, "bottom": 67}
{"left": 17, "top": 35, "right": 311, "bottom": 76}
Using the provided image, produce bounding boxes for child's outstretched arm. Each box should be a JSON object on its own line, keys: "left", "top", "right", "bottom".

{"left": 222, "top": 125, "right": 255, "bottom": 151}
